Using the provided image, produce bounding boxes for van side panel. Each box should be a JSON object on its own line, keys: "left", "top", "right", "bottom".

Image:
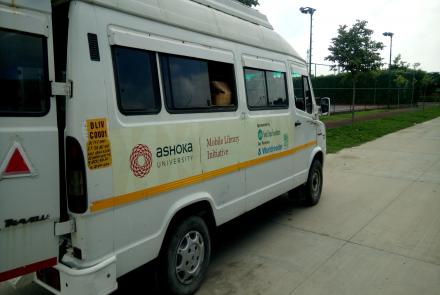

{"left": 63, "top": 0, "right": 318, "bottom": 280}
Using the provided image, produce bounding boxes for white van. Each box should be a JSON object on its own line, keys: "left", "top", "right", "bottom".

{"left": 0, "top": 0, "right": 328, "bottom": 294}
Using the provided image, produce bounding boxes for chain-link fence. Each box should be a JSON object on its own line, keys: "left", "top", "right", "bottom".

{"left": 309, "top": 63, "right": 440, "bottom": 113}
{"left": 313, "top": 87, "right": 419, "bottom": 113}
{"left": 315, "top": 89, "right": 440, "bottom": 113}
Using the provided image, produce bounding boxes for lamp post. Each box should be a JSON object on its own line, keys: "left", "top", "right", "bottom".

{"left": 300, "top": 6, "right": 316, "bottom": 75}
{"left": 383, "top": 31, "right": 394, "bottom": 108}
{"left": 383, "top": 32, "right": 394, "bottom": 68}
{"left": 411, "top": 62, "right": 420, "bottom": 107}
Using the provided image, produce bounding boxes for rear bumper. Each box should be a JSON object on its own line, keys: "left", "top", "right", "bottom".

{"left": 34, "top": 256, "right": 117, "bottom": 295}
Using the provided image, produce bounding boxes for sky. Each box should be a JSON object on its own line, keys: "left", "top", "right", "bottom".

{"left": 257, "top": 0, "right": 440, "bottom": 75}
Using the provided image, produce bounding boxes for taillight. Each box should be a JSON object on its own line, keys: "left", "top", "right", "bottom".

{"left": 66, "top": 136, "right": 87, "bottom": 213}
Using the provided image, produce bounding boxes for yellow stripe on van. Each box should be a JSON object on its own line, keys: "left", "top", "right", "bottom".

{"left": 90, "top": 140, "right": 317, "bottom": 212}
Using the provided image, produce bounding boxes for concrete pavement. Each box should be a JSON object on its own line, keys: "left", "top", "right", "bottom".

{"left": 2, "top": 117, "right": 439, "bottom": 294}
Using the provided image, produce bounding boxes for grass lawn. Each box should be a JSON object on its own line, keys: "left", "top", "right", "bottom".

{"left": 326, "top": 106, "right": 440, "bottom": 153}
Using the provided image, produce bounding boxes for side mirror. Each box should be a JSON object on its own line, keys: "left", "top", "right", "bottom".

{"left": 320, "top": 97, "right": 330, "bottom": 116}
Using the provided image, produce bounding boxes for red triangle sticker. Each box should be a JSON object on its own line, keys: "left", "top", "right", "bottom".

{"left": 4, "top": 148, "right": 31, "bottom": 174}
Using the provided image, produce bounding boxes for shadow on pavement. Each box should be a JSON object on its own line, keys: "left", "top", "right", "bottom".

{"left": 114, "top": 194, "right": 305, "bottom": 294}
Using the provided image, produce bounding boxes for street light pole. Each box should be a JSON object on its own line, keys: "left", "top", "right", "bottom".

{"left": 383, "top": 31, "right": 394, "bottom": 108}
{"left": 383, "top": 32, "right": 394, "bottom": 68}
{"left": 300, "top": 7, "right": 316, "bottom": 75}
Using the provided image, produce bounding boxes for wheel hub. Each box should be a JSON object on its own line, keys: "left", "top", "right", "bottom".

{"left": 175, "top": 230, "right": 205, "bottom": 284}
{"left": 312, "top": 170, "right": 321, "bottom": 196}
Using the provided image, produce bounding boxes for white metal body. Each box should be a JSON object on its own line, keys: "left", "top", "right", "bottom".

{"left": 0, "top": 0, "right": 326, "bottom": 294}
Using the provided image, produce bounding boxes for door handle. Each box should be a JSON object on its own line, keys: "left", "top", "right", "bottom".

{"left": 295, "top": 120, "right": 302, "bottom": 127}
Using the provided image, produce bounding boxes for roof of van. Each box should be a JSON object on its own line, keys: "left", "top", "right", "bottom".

{"left": 1, "top": 0, "right": 304, "bottom": 62}
{"left": 80, "top": 0, "right": 305, "bottom": 62}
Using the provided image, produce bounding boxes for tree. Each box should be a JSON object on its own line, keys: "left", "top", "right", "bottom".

{"left": 394, "top": 74, "right": 408, "bottom": 108}
{"left": 236, "top": 0, "right": 259, "bottom": 7}
{"left": 420, "top": 74, "right": 434, "bottom": 110}
{"left": 391, "top": 54, "right": 409, "bottom": 70}
{"left": 325, "top": 20, "right": 384, "bottom": 124}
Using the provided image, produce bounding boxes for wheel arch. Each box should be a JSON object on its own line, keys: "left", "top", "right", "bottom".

{"left": 309, "top": 147, "right": 324, "bottom": 170}
{"left": 158, "top": 195, "right": 217, "bottom": 258}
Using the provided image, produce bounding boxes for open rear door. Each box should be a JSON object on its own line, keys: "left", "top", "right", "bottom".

{"left": 0, "top": 0, "right": 60, "bottom": 281}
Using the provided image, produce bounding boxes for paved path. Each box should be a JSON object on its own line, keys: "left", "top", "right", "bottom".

{"left": 2, "top": 117, "right": 440, "bottom": 294}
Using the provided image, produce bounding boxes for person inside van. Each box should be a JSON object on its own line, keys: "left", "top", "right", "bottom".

{"left": 210, "top": 80, "right": 232, "bottom": 106}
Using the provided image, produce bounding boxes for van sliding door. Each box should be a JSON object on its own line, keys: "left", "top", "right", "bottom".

{"left": 0, "top": 1, "right": 60, "bottom": 282}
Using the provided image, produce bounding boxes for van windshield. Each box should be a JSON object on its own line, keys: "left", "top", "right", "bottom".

{"left": 0, "top": 29, "right": 49, "bottom": 116}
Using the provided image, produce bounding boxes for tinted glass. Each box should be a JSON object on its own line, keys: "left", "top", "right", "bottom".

{"left": 303, "top": 77, "right": 313, "bottom": 114}
{"left": 266, "top": 71, "right": 287, "bottom": 106}
{"left": 208, "top": 61, "right": 236, "bottom": 108}
{"left": 244, "top": 69, "right": 267, "bottom": 108}
{"left": 113, "top": 46, "right": 160, "bottom": 114}
{"left": 163, "top": 55, "right": 211, "bottom": 109}
{"left": 292, "top": 72, "right": 305, "bottom": 111}
{"left": 0, "top": 29, "right": 48, "bottom": 116}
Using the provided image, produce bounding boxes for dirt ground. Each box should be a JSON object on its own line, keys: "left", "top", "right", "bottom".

{"left": 324, "top": 107, "right": 418, "bottom": 129}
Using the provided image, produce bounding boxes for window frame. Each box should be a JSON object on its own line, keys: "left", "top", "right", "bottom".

{"left": 111, "top": 45, "right": 162, "bottom": 116}
{"left": 160, "top": 52, "right": 238, "bottom": 114}
{"left": 0, "top": 28, "right": 50, "bottom": 117}
{"left": 244, "top": 67, "right": 289, "bottom": 111}
{"left": 292, "top": 73, "right": 305, "bottom": 112}
{"left": 292, "top": 73, "right": 314, "bottom": 115}
{"left": 302, "top": 76, "right": 314, "bottom": 114}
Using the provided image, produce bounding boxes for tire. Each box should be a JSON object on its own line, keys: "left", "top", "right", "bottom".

{"left": 161, "top": 216, "right": 211, "bottom": 295}
{"left": 304, "top": 160, "right": 323, "bottom": 206}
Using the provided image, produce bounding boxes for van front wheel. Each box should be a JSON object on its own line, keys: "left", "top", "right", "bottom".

{"left": 162, "top": 216, "right": 211, "bottom": 295}
{"left": 304, "top": 160, "right": 323, "bottom": 206}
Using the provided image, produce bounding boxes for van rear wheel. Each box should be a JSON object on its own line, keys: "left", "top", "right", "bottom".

{"left": 161, "top": 216, "right": 211, "bottom": 295}
{"left": 304, "top": 160, "right": 323, "bottom": 206}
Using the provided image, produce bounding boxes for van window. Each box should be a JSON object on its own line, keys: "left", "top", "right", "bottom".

{"left": 267, "top": 71, "right": 288, "bottom": 106}
{"left": 0, "top": 29, "right": 49, "bottom": 116}
{"left": 244, "top": 68, "right": 288, "bottom": 109}
{"left": 244, "top": 69, "right": 267, "bottom": 108}
{"left": 292, "top": 72, "right": 313, "bottom": 114}
{"left": 112, "top": 46, "right": 161, "bottom": 115}
{"left": 160, "top": 54, "right": 236, "bottom": 112}
{"left": 303, "top": 77, "right": 313, "bottom": 114}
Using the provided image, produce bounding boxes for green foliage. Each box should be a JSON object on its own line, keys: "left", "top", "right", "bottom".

{"left": 420, "top": 74, "right": 434, "bottom": 88}
{"left": 391, "top": 54, "right": 409, "bottom": 70}
{"left": 326, "top": 107, "right": 440, "bottom": 153}
{"left": 325, "top": 20, "right": 384, "bottom": 75}
{"left": 236, "top": 0, "right": 259, "bottom": 7}
{"left": 394, "top": 74, "right": 408, "bottom": 88}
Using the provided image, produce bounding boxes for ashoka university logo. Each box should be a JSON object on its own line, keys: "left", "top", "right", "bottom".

{"left": 129, "top": 144, "right": 153, "bottom": 178}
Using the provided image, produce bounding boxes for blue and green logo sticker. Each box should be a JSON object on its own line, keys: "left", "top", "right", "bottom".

{"left": 258, "top": 129, "right": 263, "bottom": 141}
{"left": 283, "top": 134, "right": 289, "bottom": 149}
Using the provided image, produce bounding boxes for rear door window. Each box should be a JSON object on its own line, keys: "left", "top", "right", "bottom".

{"left": 0, "top": 29, "right": 49, "bottom": 116}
